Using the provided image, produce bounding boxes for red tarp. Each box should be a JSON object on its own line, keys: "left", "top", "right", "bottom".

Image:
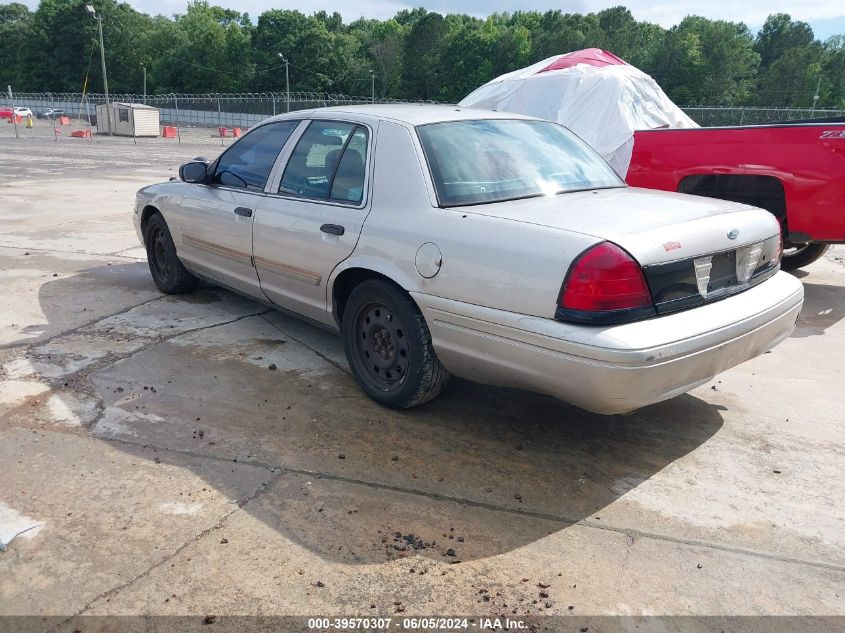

{"left": 538, "top": 48, "right": 627, "bottom": 73}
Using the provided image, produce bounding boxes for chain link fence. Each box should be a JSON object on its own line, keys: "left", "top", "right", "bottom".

{"left": 682, "top": 106, "right": 845, "bottom": 126}
{"left": 0, "top": 91, "right": 429, "bottom": 129}
{"left": 1, "top": 92, "right": 843, "bottom": 140}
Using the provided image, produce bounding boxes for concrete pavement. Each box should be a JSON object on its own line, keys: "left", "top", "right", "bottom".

{"left": 0, "top": 137, "right": 843, "bottom": 631}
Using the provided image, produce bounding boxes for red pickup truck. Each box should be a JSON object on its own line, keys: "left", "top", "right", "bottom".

{"left": 627, "top": 117, "right": 845, "bottom": 269}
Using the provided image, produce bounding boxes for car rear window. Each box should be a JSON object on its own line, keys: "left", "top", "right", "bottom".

{"left": 279, "top": 121, "right": 369, "bottom": 204}
{"left": 417, "top": 119, "right": 623, "bottom": 207}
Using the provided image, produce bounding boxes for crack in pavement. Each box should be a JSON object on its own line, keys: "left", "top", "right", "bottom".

{"left": 43, "top": 466, "right": 285, "bottom": 630}
{"left": 0, "top": 211, "right": 132, "bottom": 234}
{"left": 0, "top": 243, "right": 145, "bottom": 259}
{"left": 2, "top": 305, "right": 273, "bottom": 431}
{"left": 0, "top": 293, "right": 165, "bottom": 352}
{"left": 258, "top": 312, "right": 350, "bottom": 376}
{"left": 96, "top": 433, "right": 845, "bottom": 576}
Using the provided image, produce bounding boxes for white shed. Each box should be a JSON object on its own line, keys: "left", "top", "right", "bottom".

{"left": 95, "top": 102, "right": 159, "bottom": 137}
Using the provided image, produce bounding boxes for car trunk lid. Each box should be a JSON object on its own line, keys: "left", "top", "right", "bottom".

{"left": 459, "top": 186, "right": 782, "bottom": 317}
{"left": 458, "top": 186, "right": 780, "bottom": 264}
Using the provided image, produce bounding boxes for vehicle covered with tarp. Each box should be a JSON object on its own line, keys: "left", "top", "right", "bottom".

{"left": 458, "top": 48, "right": 697, "bottom": 176}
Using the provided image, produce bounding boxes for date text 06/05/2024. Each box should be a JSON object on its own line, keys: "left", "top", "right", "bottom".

{"left": 306, "top": 617, "right": 529, "bottom": 630}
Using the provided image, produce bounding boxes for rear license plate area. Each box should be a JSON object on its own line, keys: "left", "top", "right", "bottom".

{"left": 707, "top": 250, "right": 737, "bottom": 294}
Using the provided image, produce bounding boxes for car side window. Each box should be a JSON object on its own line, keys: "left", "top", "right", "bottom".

{"left": 329, "top": 127, "right": 368, "bottom": 204}
{"left": 279, "top": 121, "right": 368, "bottom": 204}
{"left": 211, "top": 120, "right": 299, "bottom": 193}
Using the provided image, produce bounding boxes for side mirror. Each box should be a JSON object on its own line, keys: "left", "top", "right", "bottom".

{"left": 179, "top": 161, "right": 209, "bottom": 183}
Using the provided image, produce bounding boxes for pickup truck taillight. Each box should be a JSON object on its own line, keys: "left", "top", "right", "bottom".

{"left": 556, "top": 242, "right": 656, "bottom": 325}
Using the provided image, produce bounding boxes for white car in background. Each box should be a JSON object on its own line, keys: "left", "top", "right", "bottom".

{"left": 14, "top": 107, "right": 33, "bottom": 117}
{"left": 133, "top": 105, "right": 803, "bottom": 414}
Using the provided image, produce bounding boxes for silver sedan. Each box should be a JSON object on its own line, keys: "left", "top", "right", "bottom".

{"left": 134, "top": 105, "right": 803, "bottom": 414}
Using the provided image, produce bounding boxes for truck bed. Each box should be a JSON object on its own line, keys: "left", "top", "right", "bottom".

{"left": 626, "top": 120, "right": 845, "bottom": 243}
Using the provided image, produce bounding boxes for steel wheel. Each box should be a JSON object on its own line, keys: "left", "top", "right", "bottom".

{"left": 353, "top": 301, "right": 409, "bottom": 392}
{"left": 342, "top": 280, "right": 449, "bottom": 408}
{"left": 150, "top": 224, "right": 171, "bottom": 283}
{"left": 143, "top": 213, "right": 199, "bottom": 294}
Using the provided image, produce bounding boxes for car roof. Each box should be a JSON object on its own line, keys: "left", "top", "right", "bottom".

{"left": 262, "top": 103, "right": 539, "bottom": 127}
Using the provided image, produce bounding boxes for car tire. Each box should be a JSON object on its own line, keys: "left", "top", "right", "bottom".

{"left": 144, "top": 213, "right": 200, "bottom": 294}
{"left": 342, "top": 280, "right": 449, "bottom": 408}
{"left": 781, "top": 242, "right": 830, "bottom": 271}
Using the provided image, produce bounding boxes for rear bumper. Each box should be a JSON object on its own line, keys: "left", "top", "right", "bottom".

{"left": 413, "top": 271, "right": 804, "bottom": 414}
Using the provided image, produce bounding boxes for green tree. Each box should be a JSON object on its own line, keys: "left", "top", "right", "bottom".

{"left": 147, "top": 1, "right": 253, "bottom": 93}
{"left": 491, "top": 22, "right": 531, "bottom": 76}
{"left": 758, "top": 44, "right": 823, "bottom": 106}
{"left": 755, "top": 14, "right": 814, "bottom": 68}
{"left": 1, "top": 3, "right": 843, "bottom": 107}
{"left": 530, "top": 11, "right": 603, "bottom": 61}
{"left": 253, "top": 9, "right": 360, "bottom": 93}
{"left": 821, "top": 36, "right": 845, "bottom": 108}
{"left": 653, "top": 16, "right": 759, "bottom": 105}
{"left": 400, "top": 10, "right": 448, "bottom": 99}
{"left": 0, "top": 3, "right": 33, "bottom": 89}
{"left": 368, "top": 19, "right": 405, "bottom": 98}
{"left": 437, "top": 16, "right": 496, "bottom": 101}
{"left": 15, "top": 0, "right": 155, "bottom": 93}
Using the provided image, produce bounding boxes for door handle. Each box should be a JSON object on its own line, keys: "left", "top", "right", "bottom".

{"left": 234, "top": 207, "right": 253, "bottom": 217}
{"left": 320, "top": 224, "right": 345, "bottom": 236}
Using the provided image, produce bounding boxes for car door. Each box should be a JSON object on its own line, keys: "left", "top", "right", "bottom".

{"left": 177, "top": 120, "right": 300, "bottom": 296}
{"left": 253, "top": 120, "right": 374, "bottom": 324}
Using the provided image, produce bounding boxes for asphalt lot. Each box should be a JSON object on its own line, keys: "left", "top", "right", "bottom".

{"left": 0, "top": 134, "right": 843, "bottom": 631}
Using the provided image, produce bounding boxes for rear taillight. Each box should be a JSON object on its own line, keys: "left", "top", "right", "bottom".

{"left": 556, "top": 242, "right": 655, "bottom": 324}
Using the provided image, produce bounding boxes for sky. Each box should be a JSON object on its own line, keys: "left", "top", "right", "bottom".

{"left": 18, "top": 0, "right": 845, "bottom": 40}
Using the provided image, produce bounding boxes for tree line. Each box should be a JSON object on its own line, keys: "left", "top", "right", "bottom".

{"left": 1, "top": 1, "right": 844, "bottom": 107}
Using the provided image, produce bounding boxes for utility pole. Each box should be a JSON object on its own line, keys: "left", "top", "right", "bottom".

{"left": 86, "top": 5, "right": 111, "bottom": 135}
{"left": 277, "top": 53, "right": 290, "bottom": 113}
{"left": 369, "top": 69, "right": 375, "bottom": 103}
{"left": 141, "top": 64, "right": 146, "bottom": 104}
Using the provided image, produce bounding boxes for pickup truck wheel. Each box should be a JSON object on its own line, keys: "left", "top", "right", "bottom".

{"left": 781, "top": 242, "right": 830, "bottom": 271}
{"left": 343, "top": 280, "right": 449, "bottom": 409}
{"left": 144, "top": 213, "right": 199, "bottom": 294}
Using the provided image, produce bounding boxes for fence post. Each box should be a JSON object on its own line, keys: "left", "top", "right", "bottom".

{"left": 48, "top": 92, "right": 58, "bottom": 141}
{"left": 87, "top": 95, "right": 93, "bottom": 140}
{"left": 217, "top": 94, "right": 223, "bottom": 147}
{"left": 272, "top": 92, "right": 276, "bottom": 116}
{"left": 173, "top": 93, "right": 181, "bottom": 145}
{"left": 8, "top": 85, "right": 19, "bottom": 139}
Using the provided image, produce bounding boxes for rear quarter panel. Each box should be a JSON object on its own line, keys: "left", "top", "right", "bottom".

{"left": 627, "top": 124, "right": 845, "bottom": 241}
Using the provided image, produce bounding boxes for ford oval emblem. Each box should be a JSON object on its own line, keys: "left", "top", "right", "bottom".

{"left": 727, "top": 229, "right": 739, "bottom": 240}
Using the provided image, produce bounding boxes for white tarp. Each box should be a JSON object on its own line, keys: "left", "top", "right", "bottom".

{"left": 458, "top": 55, "right": 698, "bottom": 177}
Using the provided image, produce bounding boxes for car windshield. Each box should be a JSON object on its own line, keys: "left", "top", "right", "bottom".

{"left": 417, "top": 119, "right": 624, "bottom": 207}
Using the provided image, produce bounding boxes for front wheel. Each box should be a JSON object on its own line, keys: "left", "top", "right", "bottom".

{"left": 342, "top": 280, "right": 449, "bottom": 408}
{"left": 781, "top": 242, "right": 830, "bottom": 271}
{"left": 144, "top": 213, "right": 200, "bottom": 294}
